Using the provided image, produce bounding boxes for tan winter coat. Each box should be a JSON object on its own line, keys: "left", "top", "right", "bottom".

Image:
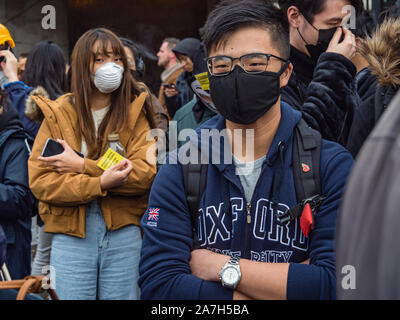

{"left": 27, "top": 92, "right": 156, "bottom": 238}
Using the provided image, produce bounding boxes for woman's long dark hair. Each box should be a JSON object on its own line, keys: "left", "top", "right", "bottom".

{"left": 21, "top": 41, "right": 67, "bottom": 100}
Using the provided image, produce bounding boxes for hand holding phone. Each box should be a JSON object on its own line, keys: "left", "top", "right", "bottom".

{"left": 163, "top": 83, "right": 180, "bottom": 98}
{"left": 39, "top": 138, "right": 85, "bottom": 174}
{"left": 41, "top": 138, "right": 84, "bottom": 158}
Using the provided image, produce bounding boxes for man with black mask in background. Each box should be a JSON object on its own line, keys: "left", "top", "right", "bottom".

{"left": 279, "top": 0, "right": 363, "bottom": 145}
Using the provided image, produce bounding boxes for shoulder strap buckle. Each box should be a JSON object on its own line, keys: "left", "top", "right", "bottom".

{"left": 277, "top": 203, "right": 303, "bottom": 225}
{"left": 277, "top": 194, "right": 325, "bottom": 226}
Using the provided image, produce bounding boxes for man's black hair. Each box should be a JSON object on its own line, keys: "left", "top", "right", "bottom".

{"left": 200, "top": 0, "right": 290, "bottom": 59}
{"left": 278, "top": 0, "right": 364, "bottom": 23}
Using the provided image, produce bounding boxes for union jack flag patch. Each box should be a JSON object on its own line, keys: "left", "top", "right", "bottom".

{"left": 147, "top": 208, "right": 160, "bottom": 227}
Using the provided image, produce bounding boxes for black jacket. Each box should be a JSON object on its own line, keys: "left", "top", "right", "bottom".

{"left": 346, "top": 19, "right": 400, "bottom": 158}
{"left": 347, "top": 83, "right": 398, "bottom": 158}
{"left": 165, "top": 38, "right": 206, "bottom": 118}
{"left": 355, "top": 67, "right": 378, "bottom": 104}
{"left": 282, "top": 46, "right": 358, "bottom": 146}
{"left": 0, "top": 103, "right": 34, "bottom": 279}
{"left": 346, "top": 68, "right": 378, "bottom": 158}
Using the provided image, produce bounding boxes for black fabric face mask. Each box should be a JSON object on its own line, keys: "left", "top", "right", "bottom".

{"left": 304, "top": 27, "right": 338, "bottom": 62}
{"left": 297, "top": 14, "right": 339, "bottom": 62}
{"left": 209, "top": 62, "right": 289, "bottom": 125}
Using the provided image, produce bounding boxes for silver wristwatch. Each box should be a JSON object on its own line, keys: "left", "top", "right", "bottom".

{"left": 219, "top": 256, "right": 241, "bottom": 289}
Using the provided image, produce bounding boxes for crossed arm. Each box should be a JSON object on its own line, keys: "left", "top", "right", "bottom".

{"left": 190, "top": 249, "right": 310, "bottom": 300}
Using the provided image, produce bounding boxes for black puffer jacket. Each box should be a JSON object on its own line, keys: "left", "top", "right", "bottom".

{"left": 282, "top": 46, "right": 358, "bottom": 146}
{"left": 346, "top": 18, "right": 400, "bottom": 158}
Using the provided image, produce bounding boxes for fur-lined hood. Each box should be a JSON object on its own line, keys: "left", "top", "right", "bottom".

{"left": 360, "top": 18, "right": 400, "bottom": 87}
{"left": 25, "top": 86, "right": 50, "bottom": 123}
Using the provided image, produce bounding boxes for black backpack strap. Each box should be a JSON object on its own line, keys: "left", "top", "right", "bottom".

{"left": 293, "top": 119, "right": 322, "bottom": 201}
{"left": 182, "top": 162, "right": 208, "bottom": 250}
{"left": 277, "top": 119, "right": 324, "bottom": 225}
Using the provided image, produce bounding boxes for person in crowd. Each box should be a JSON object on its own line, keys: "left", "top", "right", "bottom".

{"left": 336, "top": 89, "right": 400, "bottom": 300}
{"left": 139, "top": 0, "right": 353, "bottom": 300}
{"left": 157, "top": 40, "right": 218, "bottom": 164}
{"left": 157, "top": 38, "right": 183, "bottom": 116}
{"left": 121, "top": 37, "right": 169, "bottom": 132}
{"left": 0, "top": 24, "right": 15, "bottom": 89}
{"left": 27, "top": 28, "right": 157, "bottom": 300}
{"left": 164, "top": 38, "right": 204, "bottom": 118}
{"left": 171, "top": 80, "right": 217, "bottom": 150}
{"left": 170, "top": 45, "right": 218, "bottom": 149}
{"left": 0, "top": 89, "right": 34, "bottom": 280}
{"left": 347, "top": 17, "right": 400, "bottom": 157}
{"left": 0, "top": 41, "right": 68, "bottom": 138}
{"left": 17, "top": 53, "right": 28, "bottom": 80}
{"left": 1, "top": 41, "right": 68, "bottom": 279}
{"left": 278, "top": 0, "right": 363, "bottom": 145}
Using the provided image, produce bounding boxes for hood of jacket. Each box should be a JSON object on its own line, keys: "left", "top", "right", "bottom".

{"left": 24, "top": 86, "right": 50, "bottom": 124}
{"left": 361, "top": 18, "right": 400, "bottom": 87}
{"left": 173, "top": 38, "right": 207, "bottom": 76}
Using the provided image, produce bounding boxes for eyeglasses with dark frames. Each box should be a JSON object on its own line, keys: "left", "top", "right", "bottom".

{"left": 206, "top": 53, "right": 288, "bottom": 76}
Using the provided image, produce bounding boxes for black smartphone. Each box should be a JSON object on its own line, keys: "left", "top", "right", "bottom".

{"left": 163, "top": 83, "right": 175, "bottom": 89}
{"left": 41, "top": 138, "right": 84, "bottom": 158}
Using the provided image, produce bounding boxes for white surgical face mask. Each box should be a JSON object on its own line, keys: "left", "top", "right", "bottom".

{"left": 94, "top": 62, "right": 124, "bottom": 94}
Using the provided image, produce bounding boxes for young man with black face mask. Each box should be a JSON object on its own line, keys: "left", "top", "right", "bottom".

{"left": 139, "top": 0, "right": 353, "bottom": 300}
{"left": 278, "top": 0, "right": 364, "bottom": 145}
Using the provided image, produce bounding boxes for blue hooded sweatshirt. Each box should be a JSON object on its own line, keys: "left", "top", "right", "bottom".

{"left": 139, "top": 102, "right": 353, "bottom": 300}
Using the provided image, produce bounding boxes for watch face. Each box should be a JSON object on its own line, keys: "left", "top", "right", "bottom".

{"left": 222, "top": 266, "right": 240, "bottom": 286}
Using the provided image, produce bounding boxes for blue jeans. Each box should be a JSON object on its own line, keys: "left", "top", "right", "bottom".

{"left": 50, "top": 200, "right": 142, "bottom": 300}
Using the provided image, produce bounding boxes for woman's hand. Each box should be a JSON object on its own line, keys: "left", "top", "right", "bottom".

{"left": 0, "top": 50, "right": 19, "bottom": 83}
{"left": 38, "top": 139, "right": 85, "bottom": 174}
{"left": 100, "top": 159, "right": 133, "bottom": 191}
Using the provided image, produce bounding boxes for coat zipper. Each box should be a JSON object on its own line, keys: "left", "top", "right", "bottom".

{"left": 243, "top": 202, "right": 252, "bottom": 259}
{"left": 246, "top": 202, "right": 252, "bottom": 224}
